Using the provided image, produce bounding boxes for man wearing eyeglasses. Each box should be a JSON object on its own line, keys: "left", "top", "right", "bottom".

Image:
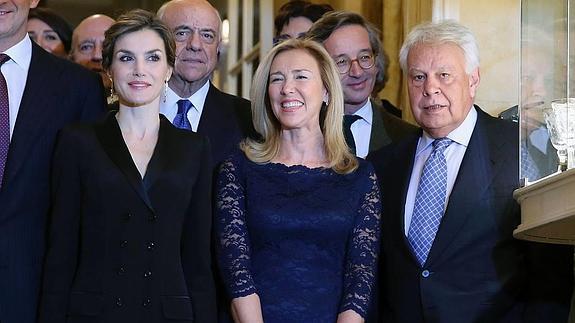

{"left": 157, "top": 0, "right": 255, "bottom": 169}
{"left": 307, "top": 11, "right": 417, "bottom": 158}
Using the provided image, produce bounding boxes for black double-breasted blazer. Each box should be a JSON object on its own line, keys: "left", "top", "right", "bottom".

{"left": 39, "top": 113, "right": 217, "bottom": 323}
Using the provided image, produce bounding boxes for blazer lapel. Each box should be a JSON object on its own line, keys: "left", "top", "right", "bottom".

{"left": 95, "top": 113, "right": 154, "bottom": 211}
{"left": 426, "top": 109, "right": 499, "bottom": 265}
{"left": 142, "top": 116, "right": 171, "bottom": 192}
{"left": 390, "top": 136, "right": 422, "bottom": 263}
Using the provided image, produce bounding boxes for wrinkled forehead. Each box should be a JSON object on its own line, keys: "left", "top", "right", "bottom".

{"left": 163, "top": 3, "right": 221, "bottom": 34}
{"left": 324, "top": 24, "right": 372, "bottom": 57}
{"left": 408, "top": 42, "right": 466, "bottom": 68}
{"left": 74, "top": 19, "right": 113, "bottom": 41}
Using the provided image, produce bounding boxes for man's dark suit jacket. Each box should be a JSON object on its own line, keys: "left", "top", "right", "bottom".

{"left": 369, "top": 106, "right": 573, "bottom": 323}
{"left": 367, "top": 98, "right": 419, "bottom": 156}
{"left": 196, "top": 83, "right": 255, "bottom": 170}
{"left": 39, "top": 114, "right": 217, "bottom": 323}
{"left": 0, "top": 42, "right": 105, "bottom": 323}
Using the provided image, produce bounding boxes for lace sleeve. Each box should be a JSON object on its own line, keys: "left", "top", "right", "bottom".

{"left": 216, "top": 155, "right": 257, "bottom": 299}
{"left": 340, "top": 164, "right": 382, "bottom": 318}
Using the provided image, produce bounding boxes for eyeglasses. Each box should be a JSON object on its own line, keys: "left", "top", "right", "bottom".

{"left": 334, "top": 51, "right": 376, "bottom": 74}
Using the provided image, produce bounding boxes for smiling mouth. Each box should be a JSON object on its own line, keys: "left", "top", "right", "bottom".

{"left": 347, "top": 80, "right": 367, "bottom": 87}
{"left": 128, "top": 82, "right": 150, "bottom": 88}
{"left": 281, "top": 101, "right": 303, "bottom": 111}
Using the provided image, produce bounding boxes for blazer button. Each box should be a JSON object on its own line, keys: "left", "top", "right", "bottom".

{"left": 123, "top": 212, "right": 132, "bottom": 222}
{"left": 421, "top": 269, "right": 430, "bottom": 278}
{"left": 117, "top": 266, "right": 126, "bottom": 275}
{"left": 146, "top": 241, "right": 155, "bottom": 251}
{"left": 142, "top": 298, "right": 151, "bottom": 307}
{"left": 149, "top": 214, "right": 158, "bottom": 222}
{"left": 143, "top": 270, "right": 152, "bottom": 278}
{"left": 121, "top": 240, "right": 128, "bottom": 247}
{"left": 116, "top": 297, "right": 123, "bottom": 307}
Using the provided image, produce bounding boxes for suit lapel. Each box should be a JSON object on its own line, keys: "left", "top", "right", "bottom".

{"left": 95, "top": 113, "right": 154, "bottom": 211}
{"left": 369, "top": 99, "right": 392, "bottom": 152}
{"left": 426, "top": 108, "right": 500, "bottom": 265}
{"left": 196, "top": 83, "right": 218, "bottom": 136}
{"left": 390, "top": 136, "right": 422, "bottom": 263}
{"left": 4, "top": 44, "right": 60, "bottom": 182}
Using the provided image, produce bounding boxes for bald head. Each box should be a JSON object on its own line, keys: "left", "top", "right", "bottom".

{"left": 70, "top": 14, "right": 114, "bottom": 88}
{"left": 158, "top": 0, "right": 223, "bottom": 97}
{"left": 158, "top": 0, "right": 221, "bottom": 26}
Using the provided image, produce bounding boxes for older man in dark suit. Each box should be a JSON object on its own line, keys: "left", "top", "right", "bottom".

{"left": 157, "top": 0, "right": 255, "bottom": 169}
{"left": 306, "top": 11, "right": 418, "bottom": 158}
{"left": 0, "top": 1, "right": 105, "bottom": 322}
{"left": 369, "top": 20, "right": 573, "bottom": 323}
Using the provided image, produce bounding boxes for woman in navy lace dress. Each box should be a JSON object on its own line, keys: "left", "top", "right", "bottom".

{"left": 216, "top": 38, "right": 381, "bottom": 323}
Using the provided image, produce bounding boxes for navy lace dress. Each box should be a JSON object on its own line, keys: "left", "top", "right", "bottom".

{"left": 216, "top": 152, "right": 381, "bottom": 322}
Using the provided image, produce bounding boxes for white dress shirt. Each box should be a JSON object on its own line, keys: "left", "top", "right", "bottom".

{"left": 160, "top": 81, "right": 209, "bottom": 132}
{"left": 2, "top": 36, "right": 32, "bottom": 137}
{"left": 349, "top": 100, "right": 373, "bottom": 158}
{"left": 404, "top": 106, "right": 478, "bottom": 235}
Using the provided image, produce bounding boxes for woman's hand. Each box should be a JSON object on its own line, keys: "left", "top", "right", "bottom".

{"left": 336, "top": 309, "right": 364, "bottom": 323}
{"left": 231, "top": 293, "right": 264, "bottom": 323}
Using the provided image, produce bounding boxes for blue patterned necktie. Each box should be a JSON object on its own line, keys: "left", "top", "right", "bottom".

{"left": 174, "top": 99, "right": 193, "bottom": 130}
{"left": 343, "top": 115, "right": 362, "bottom": 154}
{"left": 0, "top": 54, "right": 11, "bottom": 188}
{"left": 520, "top": 143, "right": 540, "bottom": 181}
{"left": 408, "top": 138, "right": 453, "bottom": 266}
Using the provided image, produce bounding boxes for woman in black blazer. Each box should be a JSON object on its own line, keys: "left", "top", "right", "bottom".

{"left": 39, "top": 9, "right": 216, "bottom": 323}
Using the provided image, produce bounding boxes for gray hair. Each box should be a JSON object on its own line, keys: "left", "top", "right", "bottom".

{"left": 399, "top": 20, "right": 479, "bottom": 74}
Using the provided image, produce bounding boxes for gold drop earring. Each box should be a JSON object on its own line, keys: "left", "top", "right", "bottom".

{"left": 107, "top": 75, "right": 118, "bottom": 105}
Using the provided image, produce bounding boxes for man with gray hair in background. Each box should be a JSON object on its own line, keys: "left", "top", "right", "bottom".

{"left": 369, "top": 20, "right": 573, "bottom": 323}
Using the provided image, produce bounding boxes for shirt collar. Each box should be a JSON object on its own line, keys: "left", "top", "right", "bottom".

{"left": 3, "top": 35, "right": 32, "bottom": 71}
{"left": 416, "top": 105, "right": 477, "bottom": 155}
{"left": 351, "top": 99, "right": 373, "bottom": 125}
{"left": 165, "top": 80, "right": 211, "bottom": 114}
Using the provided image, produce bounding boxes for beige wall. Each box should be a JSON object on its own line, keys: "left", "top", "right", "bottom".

{"left": 274, "top": 0, "right": 520, "bottom": 118}
{"left": 458, "top": 0, "right": 520, "bottom": 117}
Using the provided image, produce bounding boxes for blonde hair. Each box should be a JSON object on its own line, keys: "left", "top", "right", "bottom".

{"left": 242, "top": 38, "right": 358, "bottom": 174}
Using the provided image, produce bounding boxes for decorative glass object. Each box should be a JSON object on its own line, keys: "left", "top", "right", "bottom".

{"left": 544, "top": 98, "right": 575, "bottom": 171}
{"left": 518, "top": 0, "right": 575, "bottom": 185}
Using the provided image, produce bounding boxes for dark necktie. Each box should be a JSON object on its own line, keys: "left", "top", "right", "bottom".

{"left": 408, "top": 138, "right": 453, "bottom": 266}
{"left": 0, "top": 54, "right": 11, "bottom": 188}
{"left": 174, "top": 99, "right": 193, "bottom": 130}
{"left": 343, "top": 114, "right": 362, "bottom": 154}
